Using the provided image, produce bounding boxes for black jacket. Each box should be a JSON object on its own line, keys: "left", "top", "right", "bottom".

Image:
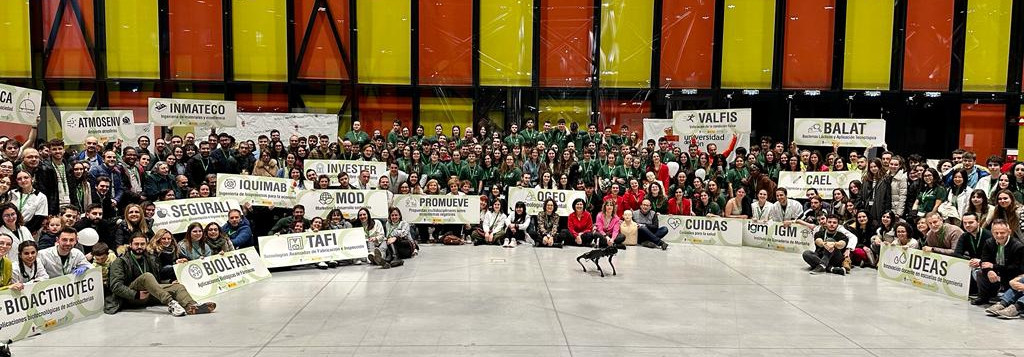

{"left": 981, "top": 236, "right": 1024, "bottom": 279}
{"left": 953, "top": 228, "right": 992, "bottom": 260}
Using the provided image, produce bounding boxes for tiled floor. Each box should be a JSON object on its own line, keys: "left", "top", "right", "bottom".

{"left": 12, "top": 244, "right": 1024, "bottom": 356}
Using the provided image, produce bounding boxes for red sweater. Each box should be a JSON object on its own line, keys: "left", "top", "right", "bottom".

{"left": 568, "top": 211, "right": 594, "bottom": 236}
{"left": 668, "top": 197, "right": 692, "bottom": 215}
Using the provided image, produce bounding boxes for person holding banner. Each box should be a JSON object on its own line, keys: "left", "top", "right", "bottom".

{"left": 106, "top": 234, "right": 216, "bottom": 316}
{"left": 0, "top": 235, "right": 22, "bottom": 291}
{"left": 11, "top": 240, "right": 47, "bottom": 284}
{"left": 972, "top": 219, "right": 1024, "bottom": 306}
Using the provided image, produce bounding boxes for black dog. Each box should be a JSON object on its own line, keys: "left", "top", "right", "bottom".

{"left": 577, "top": 246, "right": 618, "bottom": 277}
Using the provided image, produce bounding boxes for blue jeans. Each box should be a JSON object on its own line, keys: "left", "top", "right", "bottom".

{"left": 638, "top": 226, "right": 668, "bottom": 245}
{"left": 1000, "top": 288, "right": 1024, "bottom": 308}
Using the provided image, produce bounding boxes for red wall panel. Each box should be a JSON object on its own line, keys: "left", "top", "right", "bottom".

{"left": 540, "top": 0, "right": 594, "bottom": 88}
{"left": 168, "top": 0, "right": 224, "bottom": 80}
{"left": 782, "top": 0, "right": 835, "bottom": 89}
{"left": 419, "top": 0, "right": 473, "bottom": 86}
{"left": 295, "top": 0, "right": 350, "bottom": 80}
{"left": 42, "top": 0, "right": 96, "bottom": 78}
{"left": 660, "top": 0, "right": 715, "bottom": 88}
{"left": 903, "top": 0, "right": 953, "bottom": 91}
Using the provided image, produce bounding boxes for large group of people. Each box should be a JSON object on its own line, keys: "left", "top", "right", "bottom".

{"left": 0, "top": 115, "right": 1022, "bottom": 320}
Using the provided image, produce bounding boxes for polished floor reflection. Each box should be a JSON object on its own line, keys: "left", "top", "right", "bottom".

{"left": 12, "top": 244, "right": 1023, "bottom": 357}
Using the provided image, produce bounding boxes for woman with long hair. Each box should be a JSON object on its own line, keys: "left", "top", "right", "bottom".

{"left": 68, "top": 161, "right": 92, "bottom": 209}
{"left": 966, "top": 189, "right": 996, "bottom": 227}
{"left": 646, "top": 182, "right": 669, "bottom": 214}
{"left": 536, "top": 171, "right": 555, "bottom": 190}
{"left": 149, "top": 229, "right": 186, "bottom": 282}
{"left": 668, "top": 187, "right": 693, "bottom": 216}
{"left": 992, "top": 189, "right": 1024, "bottom": 233}
{"left": 497, "top": 155, "right": 523, "bottom": 188}
{"left": 205, "top": 222, "right": 234, "bottom": 254}
{"left": 886, "top": 221, "right": 920, "bottom": 250}
{"left": 870, "top": 211, "right": 902, "bottom": 261}
{"left": 0, "top": 234, "right": 23, "bottom": 291}
{"left": 594, "top": 200, "right": 624, "bottom": 248}
{"left": 912, "top": 168, "right": 946, "bottom": 217}
{"left": 847, "top": 211, "right": 876, "bottom": 268}
{"left": 10, "top": 170, "right": 47, "bottom": 232}
{"left": 114, "top": 204, "right": 153, "bottom": 251}
{"left": 946, "top": 169, "right": 970, "bottom": 219}
{"left": 0, "top": 204, "right": 31, "bottom": 262}
{"left": 751, "top": 188, "right": 773, "bottom": 221}
{"left": 534, "top": 198, "right": 563, "bottom": 248}
{"left": 178, "top": 222, "right": 212, "bottom": 260}
{"left": 11, "top": 240, "right": 47, "bottom": 284}
{"left": 252, "top": 149, "right": 279, "bottom": 177}
{"left": 473, "top": 199, "right": 507, "bottom": 246}
{"left": 723, "top": 186, "right": 752, "bottom": 219}
{"left": 504, "top": 202, "right": 530, "bottom": 248}
{"left": 373, "top": 207, "right": 415, "bottom": 268}
{"left": 354, "top": 207, "right": 386, "bottom": 259}
{"left": 861, "top": 158, "right": 891, "bottom": 223}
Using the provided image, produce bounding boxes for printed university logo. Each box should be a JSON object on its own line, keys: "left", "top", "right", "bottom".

{"left": 314, "top": 163, "right": 326, "bottom": 173}
{"left": 18, "top": 98, "right": 36, "bottom": 114}
{"left": 153, "top": 101, "right": 167, "bottom": 112}
{"left": 222, "top": 178, "right": 237, "bottom": 190}
{"left": 187, "top": 265, "right": 204, "bottom": 280}
{"left": 156, "top": 207, "right": 169, "bottom": 219}
{"left": 807, "top": 123, "right": 823, "bottom": 134}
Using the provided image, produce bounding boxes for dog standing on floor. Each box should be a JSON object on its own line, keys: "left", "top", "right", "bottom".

{"left": 577, "top": 246, "right": 618, "bottom": 277}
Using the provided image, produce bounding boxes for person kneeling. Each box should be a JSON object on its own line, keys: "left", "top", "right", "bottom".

{"left": 106, "top": 234, "right": 216, "bottom": 316}
{"left": 802, "top": 214, "right": 856, "bottom": 275}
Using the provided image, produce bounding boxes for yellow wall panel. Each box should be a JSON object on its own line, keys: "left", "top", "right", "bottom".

{"left": 105, "top": 0, "right": 160, "bottom": 79}
{"left": 963, "top": 0, "right": 1012, "bottom": 92}
{"left": 0, "top": 0, "right": 31, "bottom": 78}
{"left": 600, "top": 0, "right": 654, "bottom": 88}
{"left": 538, "top": 98, "right": 591, "bottom": 128}
{"left": 46, "top": 90, "right": 94, "bottom": 139}
{"left": 721, "top": 0, "right": 775, "bottom": 89}
{"left": 420, "top": 97, "right": 474, "bottom": 133}
{"left": 843, "top": 0, "right": 894, "bottom": 90}
{"left": 480, "top": 0, "right": 534, "bottom": 87}
{"left": 232, "top": 0, "right": 288, "bottom": 82}
{"left": 357, "top": 0, "right": 412, "bottom": 84}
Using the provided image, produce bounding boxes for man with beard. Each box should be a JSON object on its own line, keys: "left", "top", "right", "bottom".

{"left": 38, "top": 227, "right": 91, "bottom": 278}
{"left": 17, "top": 147, "right": 58, "bottom": 214}
{"left": 802, "top": 214, "right": 857, "bottom": 275}
{"left": 74, "top": 203, "right": 115, "bottom": 249}
{"left": 106, "top": 233, "right": 217, "bottom": 316}
{"left": 89, "top": 150, "right": 126, "bottom": 206}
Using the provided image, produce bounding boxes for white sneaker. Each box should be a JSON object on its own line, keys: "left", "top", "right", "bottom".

{"left": 509, "top": 239, "right": 517, "bottom": 247}
{"left": 168, "top": 300, "right": 186, "bottom": 317}
{"left": 501, "top": 238, "right": 509, "bottom": 248}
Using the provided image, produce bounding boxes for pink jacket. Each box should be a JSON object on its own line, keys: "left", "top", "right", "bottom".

{"left": 594, "top": 212, "right": 621, "bottom": 238}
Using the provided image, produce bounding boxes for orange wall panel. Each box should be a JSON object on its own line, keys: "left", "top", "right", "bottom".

{"left": 660, "top": 0, "right": 715, "bottom": 88}
{"left": 418, "top": 0, "right": 473, "bottom": 86}
{"left": 959, "top": 103, "right": 1005, "bottom": 160}
{"left": 903, "top": 0, "right": 953, "bottom": 91}
{"left": 539, "top": 0, "right": 594, "bottom": 88}
{"left": 294, "top": 0, "right": 350, "bottom": 80}
{"left": 782, "top": 0, "right": 835, "bottom": 89}
{"left": 168, "top": 0, "right": 224, "bottom": 80}
{"left": 42, "top": 0, "right": 96, "bottom": 78}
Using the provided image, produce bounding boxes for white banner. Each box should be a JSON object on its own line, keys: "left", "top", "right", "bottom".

{"left": 306, "top": 159, "right": 386, "bottom": 187}
{"left": 0, "top": 269, "right": 104, "bottom": 342}
{"left": 742, "top": 221, "right": 816, "bottom": 253}
{"left": 394, "top": 194, "right": 480, "bottom": 224}
{"left": 644, "top": 117, "right": 750, "bottom": 160}
{"left": 148, "top": 98, "right": 237, "bottom": 127}
{"left": 878, "top": 245, "right": 971, "bottom": 300}
{"left": 295, "top": 189, "right": 389, "bottom": 220}
{"left": 203, "top": 112, "right": 339, "bottom": 144}
{"left": 258, "top": 228, "right": 368, "bottom": 268}
{"left": 673, "top": 108, "right": 752, "bottom": 135}
{"left": 173, "top": 247, "right": 271, "bottom": 300}
{"left": 60, "top": 110, "right": 137, "bottom": 145}
{"left": 507, "top": 187, "right": 586, "bottom": 217}
{"left": 794, "top": 118, "right": 886, "bottom": 147}
{"left": 661, "top": 215, "right": 744, "bottom": 246}
{"left": 216, "top": 174, "right": 298, "bottom": 207}
{"left": 778, "top": 171, "right": 860, "bottom": 199}
{"left": 0, "top": 83, "right": 42, "bottom": 125}
{"left": 152, "top": 197, "right": 242, "bottom": 234}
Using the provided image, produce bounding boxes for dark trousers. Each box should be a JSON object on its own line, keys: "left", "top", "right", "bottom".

{"left": 975, "top": 269, "right": 1010, "bottom": 300}
{"left": 637, "top": 226, "right": 668, "bottom": 245}
{"left": 802, "top": 248, "right": 844, "bottom": 269}
{"left": 566, "top": 232, "right": 600, "bottom": 247}
{"left": 532, "top": 229, "right": 568, "bottom": 247}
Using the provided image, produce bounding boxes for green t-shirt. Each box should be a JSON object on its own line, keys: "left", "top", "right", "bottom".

{"left": 917, "top": 186, "right": 948, "bottom": 213}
